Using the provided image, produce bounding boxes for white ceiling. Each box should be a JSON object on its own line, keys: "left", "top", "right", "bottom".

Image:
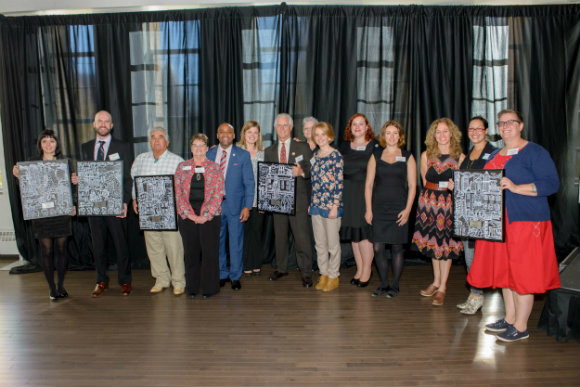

{"left": 0, "top": 0, "right": 578, "bottom": 16}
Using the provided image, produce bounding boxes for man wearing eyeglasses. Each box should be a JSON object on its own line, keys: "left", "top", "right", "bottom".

{"left": 265, "top": 113, "right": 314, "bottom": 288}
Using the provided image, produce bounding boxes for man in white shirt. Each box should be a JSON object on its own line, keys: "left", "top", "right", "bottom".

{"left": 131, "top": 127, "right": 185, "bottom": 295}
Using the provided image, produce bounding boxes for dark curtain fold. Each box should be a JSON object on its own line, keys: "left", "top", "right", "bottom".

{"left": 1, "top": 5, "right": 579, "bottom": 272}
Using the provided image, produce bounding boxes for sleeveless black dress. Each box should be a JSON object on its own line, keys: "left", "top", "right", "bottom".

{"left": 371, "top": 148, "right": 412, "bottom": 244}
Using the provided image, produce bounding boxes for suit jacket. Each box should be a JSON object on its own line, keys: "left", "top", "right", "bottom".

{"left": 81, "top": 137, "right": 134, "bottom": 205}
{"left": 206, "top": 144, "right": 254, "bottom": 216}
{"left": 264, "top": 139, "right": 313, "bottom": 213}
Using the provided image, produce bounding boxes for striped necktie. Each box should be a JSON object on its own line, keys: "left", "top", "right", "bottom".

{"left": 97, "top": 141, "right": 105, "bottom": 161}
{"left": 220, "top": 149, "right": 228, "bottom": 176}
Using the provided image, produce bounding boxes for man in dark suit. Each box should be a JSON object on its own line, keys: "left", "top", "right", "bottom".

{"left": 265, "top": 113, "right": 314, "bottom": 287}
{"left": 80, "top": 110, "right": 134, "bottom": 297}
{"left": 206, "top": 123, "right": 254, "bottom": 291}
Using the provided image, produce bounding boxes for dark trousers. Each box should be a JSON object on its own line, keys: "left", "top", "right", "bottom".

{"left": 179, "top": 216, "right": 221, "bottom": 296}
{"left": 88, "top": 216, "right": 131, "bottom": 285}
{"left": 243, "top": 208, "right": 266, "bottom": 271}
{"left": 273, "top": 211, "right": 313, "bottom": 279}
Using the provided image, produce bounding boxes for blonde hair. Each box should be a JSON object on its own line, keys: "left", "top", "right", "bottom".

{"left": 425, "top": 117, "right": 462, "bottom": 159}
{"left": 378, "top": 120, "right": 406, "bottom": 148}
{"left": 313, "top": 122, "right": 335, "bottom": 143}
{"left": 237, "top": 120, "right": 263, "bottom": 151}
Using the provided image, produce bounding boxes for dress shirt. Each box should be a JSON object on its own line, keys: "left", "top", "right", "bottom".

{"left": 277, "top": 139, "right": 291, "bottom": 163}
{"left": 216, "top": 144, "right": 233, "bottom": 180}
{"left": 131, "top": 149, "right": 184, "bottom": 199}
{"left": 93, "top": 135, "right": 112, "bottom": 160}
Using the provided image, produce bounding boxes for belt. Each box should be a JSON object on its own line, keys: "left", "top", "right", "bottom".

{"left": 424, "top": 181, "right": 448, "bottom": 191}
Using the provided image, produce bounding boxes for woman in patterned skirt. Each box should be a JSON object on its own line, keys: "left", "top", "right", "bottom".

{"left": 412, "top": 118, "right": 465, "bottom": 306}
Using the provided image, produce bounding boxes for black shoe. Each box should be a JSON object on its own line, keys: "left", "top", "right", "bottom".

{"left": 231, "top": 280, "right": 242, "bottom": 290}
{"left": 269, "top": 271, "right": 288, "bottom": 281}
{"left": 350, "top": 277, "right": 360, "bottom": 286}
{"left": 357, "top": 272, "right": 373, "bottom": 288}
{"left": 57, "top": 288, "right": 68, "bottom": 298}
{"left": 49, "top": 289, "right": 58, "bottom": 301}
{"left": 219, "top": 278, "right": 230, "bottom": 288}
{"left": 202, "top": 293, "right": 216, "bottom": 299}
{"left": 188, "top": 293, "right": 196, "bottom": 299}
{"left": 386, "top": 288, "right": 399, "bottom": 298}
{"left": 371, "top": 287, "right": 389, "bottom": 297}
{"left": 302, "top": 278, "right": 313, "bottom": 288}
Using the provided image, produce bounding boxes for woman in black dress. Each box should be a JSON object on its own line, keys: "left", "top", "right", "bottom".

{"left": 12, "top": 129, "right": 75, "bottom": 300}
{"left": 340, "top": 114, "right": 379, "bottom": 287}
{"left": 364, "top": 120, "right": 417, "bottom": 298}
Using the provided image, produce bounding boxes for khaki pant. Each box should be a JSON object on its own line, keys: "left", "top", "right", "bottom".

{"left": 144, "top": 230, "right": 185, "bottom": 289}
{"left": 311, "top": 215, "right": 342, "bottom": 279}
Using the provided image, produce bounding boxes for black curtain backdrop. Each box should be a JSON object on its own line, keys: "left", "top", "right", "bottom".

{"left": 1, "top": 5, "right": 578, "bottom": 271}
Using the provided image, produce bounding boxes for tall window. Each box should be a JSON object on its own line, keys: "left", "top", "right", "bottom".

{"left": 241, "top": 16, "right": 281, "bottom": 146}
{"left": 471, "top": 18, "right": 509, "bottom": 144}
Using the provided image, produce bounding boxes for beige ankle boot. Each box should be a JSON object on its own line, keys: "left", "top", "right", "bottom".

{"left": 322, "top": 276, "right": 339, "bottom": 292}
{"left": 315, "top": 275, "right": 328, "bottom": 290}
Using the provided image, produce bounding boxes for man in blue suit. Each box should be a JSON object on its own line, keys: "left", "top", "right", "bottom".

{"left": 207, "top": 123, "right": 254, "bottom": 291}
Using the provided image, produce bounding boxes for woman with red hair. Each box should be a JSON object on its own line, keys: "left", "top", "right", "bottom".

{"left": 339, "top": 113, "right": 379, "bottom": 288}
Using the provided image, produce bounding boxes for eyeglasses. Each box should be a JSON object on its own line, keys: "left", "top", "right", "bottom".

{"left": 467, "top": 127, "right": 486, "bottom": 133}
{"left": 496, "top": 119, "right": 521, "bottom": 128}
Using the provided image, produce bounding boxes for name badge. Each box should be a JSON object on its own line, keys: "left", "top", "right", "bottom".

{"left": 195, "top": 167, "right": 205, "bottom": 174}
{"left": 310, "top": 157, "right": 316, "bottom": 165}
{"left": 41, "top": 201, "right": 55, "bottom": 209}
{"left": 295, "top": 155, "right": 304, "bottom": 163}
{"left": 108, "top": 153, "right": 120, "bottom": 161}
{"left": 396, "top": 156, "right": 406, "bottom": 162}
{"left": 356, "top": 146, "right": 366, "bottom": 151}
{"left": 507, "top": 148, "right": 519, "bottom": 156}
{"left": 439, "top": 181, "right": 449, "bottom": 189}
{"left": 182, "top": 166, "right": 192, "bottom": 171}
{"left": 482, "top": 153, "right": 490, "bottom": 160}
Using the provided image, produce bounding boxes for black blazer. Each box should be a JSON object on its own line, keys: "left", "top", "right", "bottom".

{"left": 80, "top": 137, "right": 133, "bottom": 205}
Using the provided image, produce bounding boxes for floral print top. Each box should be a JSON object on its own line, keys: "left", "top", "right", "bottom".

{"left": 175, "top": 158, "right": 224, "bottom": 220}
{"left": 309, "top": 148, "right": 344, "bottom": 218}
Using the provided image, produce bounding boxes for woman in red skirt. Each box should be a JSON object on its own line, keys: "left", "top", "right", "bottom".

{"left": 467, "top": 109, "right": 561, "bottom": 342}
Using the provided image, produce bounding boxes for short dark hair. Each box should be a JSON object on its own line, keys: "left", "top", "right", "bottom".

{"left": 36, "top": 129, "right": 62, "bottom": 157}
{"left": 468, "top": 116, "right": 489, "bottom": 130}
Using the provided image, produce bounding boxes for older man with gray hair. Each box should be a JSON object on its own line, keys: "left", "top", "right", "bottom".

{"left": 131, "top": 127, "right": 186, "bottom": 295}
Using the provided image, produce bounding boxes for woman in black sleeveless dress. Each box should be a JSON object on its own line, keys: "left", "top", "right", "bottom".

{"left": 364, "top": 120, "right": 417, "bottom": 298}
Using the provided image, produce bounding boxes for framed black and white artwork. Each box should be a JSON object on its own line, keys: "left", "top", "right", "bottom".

{"left": 453, "top": 169, "right": 504, "bottom": 242}
{"left": 257, "top": 162, "right": 296, "bottom": 215}
{"left": 134, "top": 175, "right": 177, "bottom": 231}
{"left": 77, "top": 161, "right": 124, "bottom": 216}
{"left": 17, "top": 159, "right": 73, "bottom": 220}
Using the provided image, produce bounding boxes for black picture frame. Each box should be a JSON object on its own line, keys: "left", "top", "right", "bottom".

{"left": 77, "top": 160, "right": 124, "bottom": 216}
{"left": 257, "top": 161, "right": 297, "bottom": 215}
{"left": 17, "top": 159, "right": 74, "bottom": 220}
{"left": 134, "top": 175, "right": 178, "bottom": 231}
{"left": 453, "top": 169, "right": 505, "bottom": 242}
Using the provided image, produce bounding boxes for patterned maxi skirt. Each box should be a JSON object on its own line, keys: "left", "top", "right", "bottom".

{"left": 411, "top": 188, "right": 463, "bottom": 260}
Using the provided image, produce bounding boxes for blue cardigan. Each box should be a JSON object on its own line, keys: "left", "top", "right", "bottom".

{"left": 488, "top": 142, "right": 559, "bottom": 223}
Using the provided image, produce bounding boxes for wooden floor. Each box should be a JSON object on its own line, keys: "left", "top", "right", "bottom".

{"left": 0, "top": 263, "right": 578, "bottom": 387}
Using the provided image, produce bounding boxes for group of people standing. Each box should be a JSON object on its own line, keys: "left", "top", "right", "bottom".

{"left": 13, "top": 108, "right": 561, "bottom": 342}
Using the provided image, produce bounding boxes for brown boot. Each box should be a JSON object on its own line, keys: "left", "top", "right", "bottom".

{"left": 322, "top": 277, "right": 339, "bottom": 292}
{"left": 315, "top": 275, "right": 328, "bottom": 290}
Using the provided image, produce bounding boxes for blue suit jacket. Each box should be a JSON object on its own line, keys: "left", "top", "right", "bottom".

{"left": 207, "top": 144, "right": 254, "bottom": 216}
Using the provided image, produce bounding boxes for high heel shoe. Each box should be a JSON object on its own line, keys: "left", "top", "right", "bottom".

{"left": 357, "top": 272, "right": 373, "bottom": 288}
{"left": 350, "top": 278, "right": 360, "bottom": 286}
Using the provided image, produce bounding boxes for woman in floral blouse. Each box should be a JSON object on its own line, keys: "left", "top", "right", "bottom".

{"left": 309, "top": 122, "right": 344, "bottom": 292}
{"left": 175, "top": 133, "right": 225, "bottom": 299}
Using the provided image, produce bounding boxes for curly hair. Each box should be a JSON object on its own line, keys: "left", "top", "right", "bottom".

{"left": 237, "top": 120, "right": 263, "bottom": 151}
{"left": 378, "top": 120, "right": 406, "bottom": 148}
{"left": 343, "top": 113, "right": 375, "bottom": 142}
{"left": 190, "top": 133, "right": 209, "bottom": 146}
{"left": 425, "top": 117, "right": 462, "bottom": 159}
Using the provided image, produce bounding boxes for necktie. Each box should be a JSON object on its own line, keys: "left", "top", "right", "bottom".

{"left": 280, "top": 143, "right": 287, "bottom": 164}
{"left": 97, "top": 141, "right": 105, "bottom": 161}
{"left": 220, "top": 150, "right": 228, "bottom": 176}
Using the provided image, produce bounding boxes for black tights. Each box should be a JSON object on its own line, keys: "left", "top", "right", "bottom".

{"left": 373, "top": 243, "right": 405, "bottom": 291}
{"left": 39, "top": 237, "right": 68, "bottom": 292}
